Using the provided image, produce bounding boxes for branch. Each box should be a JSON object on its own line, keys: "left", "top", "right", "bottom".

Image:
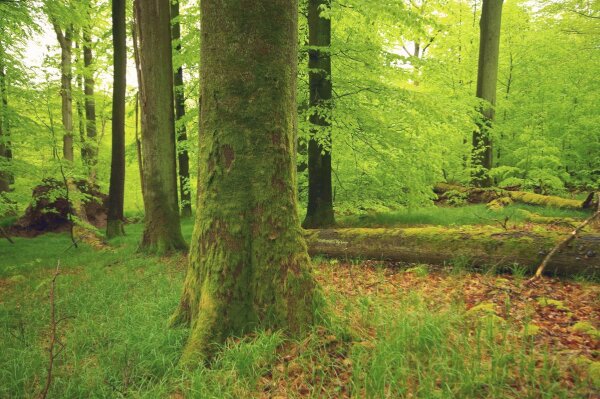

{"left": 528, "top": 192, "right": 600, "bottom": 282}
{"left": 38, "top": 262, "right": 61, "bottom": 399}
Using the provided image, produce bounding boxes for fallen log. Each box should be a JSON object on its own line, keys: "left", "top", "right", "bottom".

{"left": 434, "top": 183, "right": 587, "bottom": 210}
{"left": 305, "top": 227, "right": 600, "bottom": 277}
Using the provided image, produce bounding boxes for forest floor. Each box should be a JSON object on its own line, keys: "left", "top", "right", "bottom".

{"left": 0, "top": 218, "right": 599, "bottom": 398}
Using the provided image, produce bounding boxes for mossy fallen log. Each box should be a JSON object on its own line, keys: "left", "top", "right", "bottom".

{"left": 305, "top": 227, "right": 600, "bottom": 277}
{"left": 434, "top": 183, "right": 587, "bottom": 210}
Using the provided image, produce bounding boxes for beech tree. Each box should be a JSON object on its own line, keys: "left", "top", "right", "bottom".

{"left": 0, "top": 39, "right": 10, "bottom": 193}
{"left": 106, "top": 0, "right": 126, "bottom": 238}
{"left": 134, "top": 0, "right": 186, "bottom": 252}
{"left": 170, "top": 0, "right": 316, "bottom": 362}
{"left": 81, "top": 23, "right": 97, "bottom": 176}
{"left": 51, "top": 20, "right": 74, "bottom": 161}
{"left": 303, "top": 0, "right": 335, "bottom": 228}
{"left": 472, "top": 0, "right": 503, "bottom": 187}
{"left": 171, "top": 0, "right": 192, "bottom": 218}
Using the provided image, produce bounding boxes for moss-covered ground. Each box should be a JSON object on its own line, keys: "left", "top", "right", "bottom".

{"left": 1, "top": 216, "right": 598, "bottom": 398}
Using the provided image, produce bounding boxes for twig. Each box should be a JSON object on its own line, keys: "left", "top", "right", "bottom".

{"left": 528, "top": 193, "right": 600, "bottom": 282}
{"left": 38, "top": 262, "right": 61, "bottom": 399}
{"left": 0, "top": 225, "right": 13, "bottom": 243}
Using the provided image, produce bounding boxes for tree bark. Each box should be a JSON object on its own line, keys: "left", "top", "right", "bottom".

{"left": 303, "top": 0, "right": 335, "bottom": 228}
{"left": 0, "top": 46, "right": 10, "bottom": 193}
{"left": 52, "top": 23, "right": 74, "bottom": 162}
{"left": 134, "top": 0, "right": 186, "bottom": 253}
{"left": 170, "top": 0, "right": 316, "bottom": 364}
{"left": 171, "top": 0, "right": 192, "bottom": 218}
{"left": 472, "top": 0, "right": 503, "bottom": 187}
{"left": 107, "top": 0, "right": 127, "bottom": 238}
{"left": 82, "top": 28, "right": 97, "bottom": 178}
{"left": 305, "top": 227, "right": 600, "bottom": 277}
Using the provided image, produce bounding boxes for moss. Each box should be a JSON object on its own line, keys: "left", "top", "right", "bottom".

{"left": 466, "top": 302, "right": 496, "bottom": 315}
{"left": 521, "top": 323, "right": 541, "bottom": 336}
{"left": 571, "top": 321, "right": 600, "bottom": 338}
{"left": 508, "top": 191, "right": 582, "bottom": 209}
{"left": 573, "top": 356, "right": 600, "bottom": 389}
{"left": 404, "top": 265, "right": 429, "bottom": 277}
{"left": 487, "top": 197, "right": 512, "bottom": 210}
{"left": 536, "top": 297, "right": 570, "bottom": 311}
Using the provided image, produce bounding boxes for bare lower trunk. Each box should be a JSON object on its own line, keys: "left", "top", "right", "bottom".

{"left": 107, "top": 0, "right": 127, "bottom": 238}
{"left": 83, "top": 29, "right": 97, "bottom": 178}
{"left": 472, "top": 0, "right": 503, "bottom": 187}
{"left": 303, "top": 0, "right": 335, "bottom": 228}
{"left": 171, "top": 0, "right": 192, "bottom": 218}
{"left": 52, "top": 23, "right": 74, "bottom": 162}
{"left": 134, "top": 0, "right": 186, "bottom": 253}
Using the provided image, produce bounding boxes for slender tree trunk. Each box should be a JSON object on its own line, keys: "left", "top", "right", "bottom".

{"left": 171, "top": 0, "right": 192, "bottom": 218}
{"left": 170, "top": 0, "right": 316, "bottom": 364}
{"left": 0, "top": 44, "right": 11, "bottom": 193}
{"left": 82, "top": 28, "right": 97, "bottom": 179}
{"left": 76, "top": 71, "right": 85, "bottom": 157}
{"left": 472, "top": 0, "right": 503, "bottom": 187}
{"left": 134, "top": 0, "right": 186, "bottom": 253}
{"left": 106, "top": 0, "right": 127, "bottom": 238}
{"left": 303, "top": 0, "right": 335, "bottom": 228}
{"left": 52, "top": 23, "right": 74, "bottom": 162}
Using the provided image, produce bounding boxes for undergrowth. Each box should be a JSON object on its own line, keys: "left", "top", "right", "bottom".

{"left": 0, "top": 219, "right": 597, "bottom": 398}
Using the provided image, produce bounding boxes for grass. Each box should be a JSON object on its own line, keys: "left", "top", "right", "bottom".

{"left": 0, "top": 219, "right": 598, "bottom": 398}
{"left": 337, "top": 204, "right": 590, "bottom": 228}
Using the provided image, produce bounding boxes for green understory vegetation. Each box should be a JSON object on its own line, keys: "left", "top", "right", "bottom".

{"left": 1, "top": 220, "right": 597, "bottom": 398}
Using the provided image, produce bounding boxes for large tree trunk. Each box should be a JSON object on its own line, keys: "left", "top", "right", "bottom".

{"left": 305, "top": 227, "right": 600, "bottom": 277}
{"left": 170, "top": 0, "right": 192, "bottom": 218}
{"left": 472, "top": 0, "right": 503, "bottom": 187}
{"left": 134, "top": 0, "right": 186, "bottom": 253}
{"left": 82, "top": 28, "right": 97, "bottom": 178}
{"left": 52, "top": 23, "right": 74, "bottom": 162}
{"left": 0, "top": 46, "right": 10, "bottom": 193}
{"left": 170, "top": 0, "right": 316, "bottom": 364}
{"left": 303, "top": 0, "right": 335, "bottom": 228}
{"left": 106, "top": 0, "right": 127, "bottom": 238}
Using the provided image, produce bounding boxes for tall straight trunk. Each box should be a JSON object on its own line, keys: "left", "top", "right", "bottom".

{"left": 82, "top": 28, "right": 97, "bottom": 177}
{"left": 76, "top": 71, "right": 85, "bottom": 153}
{"left": 171, "top": 0, "right": 192, "bottom": 218}
{"left": 303, "top": 0, "right": 334, "bottom": 229}
{"left": 106, "top": 0, "right": 127, "bottom": 238}
{"left": 472, "top": 0, "right": 503, "bottom": 187}
{"left": 52, "top": 23, "right": 74, "bottom": 162}
{"left": 170, "top": 0, "right": 316, "bottom": 364}
{"left": 134, "top": 0, "right": 186, "bottom": 253}
{"left": 0, "top": 50, "right": 9, "bottom": 193}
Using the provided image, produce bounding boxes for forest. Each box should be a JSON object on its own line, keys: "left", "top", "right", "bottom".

{"left": 0, "top": 0, "right": 599, "bottom": 397}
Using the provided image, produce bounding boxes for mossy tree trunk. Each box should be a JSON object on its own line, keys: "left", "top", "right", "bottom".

{"left": 306, "top": 227, "right": 600, "bottom": 277}
{"left": 170, "top": 0, "right": 316, "bottom": 364}
{"left": 82, "top": 27, "right": 97, "bottom": 179}
{"left": 303, "top": 0, "right": 335, "bottom": 228}
{"left": 472, "top": 0, "right": 503, "bottom": 187}
{"left": 106, "top": 0, "right": 126, "bottom": 238}
{"left": 170, "top": 0, "right": 192, "bottom": 218}
{"left": 134, "top": 0, "right": 186, "bottom": 253}
{"left": 52, "top": 22, "right": 74, "bottom": 162}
